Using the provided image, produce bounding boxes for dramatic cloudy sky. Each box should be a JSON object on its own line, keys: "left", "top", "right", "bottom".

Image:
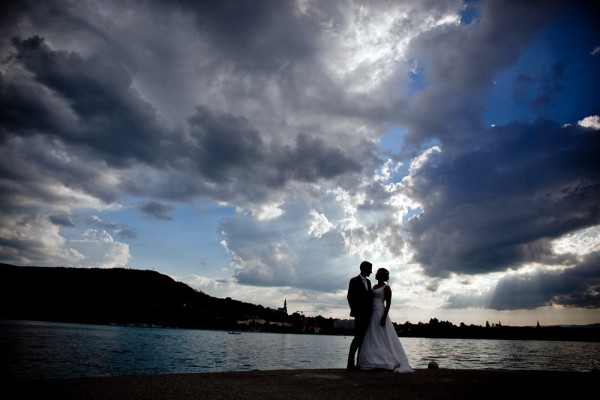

{"left": 2, "top": 0, "right": 599, "bottom": 326}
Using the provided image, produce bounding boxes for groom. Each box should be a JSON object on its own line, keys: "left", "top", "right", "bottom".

{"left": 346, "top": 261, "right": 374, "bottom": 370}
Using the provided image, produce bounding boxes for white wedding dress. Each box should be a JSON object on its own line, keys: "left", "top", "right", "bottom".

{"left": 358, "top": 285, "right": 413, "bottom": 372}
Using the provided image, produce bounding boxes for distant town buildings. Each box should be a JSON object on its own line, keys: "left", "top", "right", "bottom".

{"left": 334, "top": 319, "right": 355, "bottom": 330}
{"left": 237, "top": 315, "right": 292, "bottom": 330}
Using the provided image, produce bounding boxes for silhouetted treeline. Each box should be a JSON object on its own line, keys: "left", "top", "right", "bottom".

{"left": 0, "top": 264, "right": 287, "bottom": 330}
{"left": 392, "top": 318, "right": 600, "bottom": 342}
{"left": 1, "top": 264, "right": 598, "bottom": 341}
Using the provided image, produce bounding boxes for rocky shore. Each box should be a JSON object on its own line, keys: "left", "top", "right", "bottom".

{"left": 6, "top": 368, "right": 597, "bottom": 400}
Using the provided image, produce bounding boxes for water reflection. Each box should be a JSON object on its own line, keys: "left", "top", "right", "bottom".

{"left": 402, "top": 337, "right": 600, "bottom": 371}
{"left": 1, "top": 320, "right": 599, "bottom": 381}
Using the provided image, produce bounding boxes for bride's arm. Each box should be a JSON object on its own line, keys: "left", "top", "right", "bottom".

{"left": 380, "top": 285, "right": 392, "bottom": 326}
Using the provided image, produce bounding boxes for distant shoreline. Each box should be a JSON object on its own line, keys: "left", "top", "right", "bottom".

{"left": 2, "top": 263, "right": 599, "bottom": 342}
{"left": 3, "top": 317, "right": 600, "bottom": 343}
{"left": 7, "top": 368, "right": 598, "bottom": 400}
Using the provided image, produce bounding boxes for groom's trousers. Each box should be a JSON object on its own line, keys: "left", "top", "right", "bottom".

{"left": 348, "top": 314, "right": 370, "bottom": 367}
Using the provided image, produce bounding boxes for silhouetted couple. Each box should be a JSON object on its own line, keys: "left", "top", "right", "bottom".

{"left": 347, "top": 261, "right": 413, "bottom": 372}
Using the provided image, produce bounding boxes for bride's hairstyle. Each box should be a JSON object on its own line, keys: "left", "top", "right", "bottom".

{"left": 376, "top": 268, "right": 389, "bottom": 282}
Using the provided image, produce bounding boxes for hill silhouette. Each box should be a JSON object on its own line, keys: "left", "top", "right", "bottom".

{"left": 1, "top": 264, "right": 598, "bottom": 341}
{"left": 0, "top": 263, "right": 287, "bottom": 329}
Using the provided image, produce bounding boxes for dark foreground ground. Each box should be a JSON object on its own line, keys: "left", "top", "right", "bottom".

{"left": 5, "top": 368, "right": 598, "bottom": 400}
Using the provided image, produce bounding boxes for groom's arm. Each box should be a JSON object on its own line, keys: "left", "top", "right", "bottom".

{"left": 347, "top": 277, "right": 364, "bottom": 317}
{"left": 347, "top": 278, "right": 357, "bottom": 316}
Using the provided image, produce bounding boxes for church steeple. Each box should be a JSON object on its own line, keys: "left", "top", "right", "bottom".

{"left": 278, "top": 299, "right": 288, "bottom": 314}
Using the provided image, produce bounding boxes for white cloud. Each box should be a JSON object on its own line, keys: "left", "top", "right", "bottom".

{"left": 0, "top": 214, "right": 130, "bottom": 269}
{"left": 0, "top": 213, "right": 85, "bottom": 266}
{"left": 319, "top": 1, "right": 461, "bottom": 94}
{"left": 307, "top": 209, "right": 334, "bottom": 238}
{"left": 577, "top": 115, "right": 600, "bottom": 130}
{"left": 552, "top": 225, "right": 600, "bottom": 257}
{"left": 176, "top": 273, "right": 349, "bottom": 317}
{"left": 68, "top": 229, "right": 131, "bottom": 268}
{"left": 241, "top": 200, "right": 285, "bottom": 222}
{"left": 409, "top": 145, "right": 441, "bottom": 172}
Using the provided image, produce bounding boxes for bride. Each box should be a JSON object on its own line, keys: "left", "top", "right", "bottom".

{"left": 357, "top": 268, "right": 413, "bottom": 372}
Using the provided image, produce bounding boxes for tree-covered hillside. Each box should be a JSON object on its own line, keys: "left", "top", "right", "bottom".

{"left": 0, "top": 264, "right": 287, "bottom": 329}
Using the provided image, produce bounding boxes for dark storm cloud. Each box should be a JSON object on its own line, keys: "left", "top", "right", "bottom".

{"left": 391, "top": 0, "right": 600, "bottom": 281}
{"left": 405, "top": 121, "right": 600, "bottom": 277}
{"left": 550, "top": 252, "right": 600, "bottom": 308}
{"left": 49, "top": 214, "right": 74, "bottom": 227}
{"left": 487, "top": 252, "right": 600, "bottom": 310}
{"left": 444, "top": 257, "right": 600, "bottom": 311}
{"left": 137, "top": 201, "right": 174, "bottom": 221}
{"left": 0, "top": 129, "right": 126, "bottom": 205}
{"left": 184, "top": 0, "right": 320, "bottom": 71}
{"left": 278, "top": 133, "right": 363, "bottom": 182}
{"left": 401, "top": 0, "right": 563, "bottom": 149}
{"left": 172, "top": 0, "right": 399, "bottom": 135}
{"left": 185, "top": 106, "right": 365, "bottom": 200}
{"left": 186, "top": 106, "right": 266, "bottom": 183}
{"left": 5, "top": 36, "right": 164, "bottom": 167}
{"left": 0, "top": 1, "right": 96, "bottom": 40}
{"left": 0, "top": 0, "right": 35, "bottom": 43}
{"left": 1, "top": 35, "right": 364, "bottom": 212}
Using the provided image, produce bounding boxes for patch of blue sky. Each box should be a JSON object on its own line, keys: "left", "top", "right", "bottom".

{"left": 55, "top": 223, "right": 79, "bottom": 242}
{"left": 378, "top": 126, "right": 444, "bottom": 183}
{"left": 379, "top": 126, "right": 412, "bottom": 180}
{"left": 484, "top": 5, "right": 600, "bottom": 128}
{"left": 405, "top": 64, "right": 427, "bottom": 96}
{"left": 97, "top": 200, "right": 235, "bottom": 278}
{"left": 380, "top": 126, "right": 408, "bottom": 155}
{"left": 402, "top": 206, "right": 423, "bottom": 225}
{"left": 459, "top": 0, "right": 481, "bottom": 26}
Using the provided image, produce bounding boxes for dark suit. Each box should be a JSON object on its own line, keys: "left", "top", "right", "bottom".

{"left": 347, "top": 274, "right": 373, "bottom": 368}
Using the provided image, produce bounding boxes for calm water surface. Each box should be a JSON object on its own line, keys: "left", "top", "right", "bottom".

{"left": 1, "top": 320, "right": 599, "bottom": 380}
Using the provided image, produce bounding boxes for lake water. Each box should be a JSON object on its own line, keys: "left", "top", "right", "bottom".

{"left": 1, "top": 319, "right": 599, "bottom": 381}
